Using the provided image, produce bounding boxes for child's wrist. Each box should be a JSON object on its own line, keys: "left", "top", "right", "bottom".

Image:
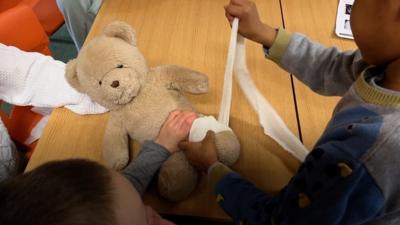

{"left": 204, "top": 158, "right": 219, "bottom": 170}
{"left": 257, "top": 23, "right": 278, "bottom": 48}
{"left": 207, "top": 161, "right": 221, "bottom": 174}
{"left": 154, "top": 139, "right": 176, "bottom": 153}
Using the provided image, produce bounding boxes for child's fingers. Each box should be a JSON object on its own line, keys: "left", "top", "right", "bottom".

{"left": 166, "top": 110, "right": 181, "bottom": 123}
{"left": 165, "top": 110, "right": 186, "bottom": 127}
{"left": 178, "top": 122, "right": 192, "bottom": 137}
{"left": 225, "top": 4, "right": 243, "bottom": 17}
{"left": 175, "top": 112, "right": 196, "bottom": 128}
{"left": 178, "top": 141, "right": 190, "bottom": 151}
{"left": 225, "top": 9, "right": 235, "bottom": 23}
{"left": 179, "top": 141, "right": 202, "bottom": 151}
{"left": 180, "top": 115, "right": 197, "bottom": 136}
{"left": 170, "top": 111, "right": 188, "bottom": 127}
{"left": 204, "top": 130, "right": 216, "bottom": 143}
{"left": 230, "top": 0, "right": 244, "bottom": 6}
{"left": 176, "top": 111, "right": 195, "bottom": 120}
{"left": 185, "top": 114, "right": 197, "bottom": 125}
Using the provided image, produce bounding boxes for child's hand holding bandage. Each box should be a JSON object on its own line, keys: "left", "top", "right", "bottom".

{"left": 179, "top": 131, "right": 219, "bottom": 171}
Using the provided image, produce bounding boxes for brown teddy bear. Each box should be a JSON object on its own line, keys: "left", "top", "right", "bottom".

{"left": 65, "top": 21, "right": 240, "bottom": 202}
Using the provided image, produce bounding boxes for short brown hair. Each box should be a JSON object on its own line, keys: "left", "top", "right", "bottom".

{"left": 0, "top": 159, "right": 116, "bottom": 225}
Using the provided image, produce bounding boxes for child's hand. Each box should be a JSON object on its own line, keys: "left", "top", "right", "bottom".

{"left": 224, "top": 0, "right": 277, "bottom": 47}
{"left": 155, "top": 110, "right": 197, "bottom": 153}
{"left": 179, "top": 131, "right": 219, "bottom": 171}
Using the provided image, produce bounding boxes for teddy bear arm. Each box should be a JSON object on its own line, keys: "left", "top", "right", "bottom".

{"left": 103, "top": 119, "right": 130, "bottom": 170}
{"left": 158, "top": 65, "right": 209, "bottom": 94}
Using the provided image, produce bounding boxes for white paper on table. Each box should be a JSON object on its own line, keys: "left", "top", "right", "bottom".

{"left": 335, "top": 0, "right": 355, "bottom": 39}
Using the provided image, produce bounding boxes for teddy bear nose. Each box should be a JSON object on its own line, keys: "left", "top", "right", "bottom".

{"left": 110, "top": 80, "right": 120, "bottom": 88}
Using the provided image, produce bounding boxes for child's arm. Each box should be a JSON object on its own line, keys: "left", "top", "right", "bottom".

{"left": 121, "top": 141, "right": 171, "bottom": 195}
{"left": 180, "top": 133, "right": 384, "bottom": 225}
{"left": 0, "top": 43, "right": 106, "bottom": 114}
{"left": 265, "top": 29, "right": 367, "bottom": 96}
{"left": 225, "top": 0, "right": 368, "bottom": 96}
{"left": 122, "top": 110, "right": 197, "bottom": 195}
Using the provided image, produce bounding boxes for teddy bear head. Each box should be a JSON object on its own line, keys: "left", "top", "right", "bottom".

{"left": 65, "top": 21, "right": 148, "bottom": 109}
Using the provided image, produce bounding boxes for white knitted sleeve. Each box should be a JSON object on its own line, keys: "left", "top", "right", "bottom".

{"left": 0, "top": 43, "right": 107, "bottom": 114}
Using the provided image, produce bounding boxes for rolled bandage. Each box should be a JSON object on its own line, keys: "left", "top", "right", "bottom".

{"left": 189, "top": 116, "right": 232, "bottom": 142}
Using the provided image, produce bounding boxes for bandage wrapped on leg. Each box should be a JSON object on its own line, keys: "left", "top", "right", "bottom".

{"left": 189, "top": 116, "right": 240, "bottom": 166}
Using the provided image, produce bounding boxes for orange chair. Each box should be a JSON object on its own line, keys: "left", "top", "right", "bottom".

{"left": 0, "top": 2, "right": 64, "bottom": 156}
{"left": 0, "top": 4, "right": 51, "bottom": 54}
{"left": 0, "top": 0, "right": 64, "bottom": 35}
{"left": 0, "top": 1, "right": 19, "bottom": 12}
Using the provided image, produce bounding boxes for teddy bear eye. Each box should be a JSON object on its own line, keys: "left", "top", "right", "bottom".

{"left": 117, "top": 64, "right": 124, "bottom": 68}
{"left": 99, "top": 81, "right": 102, "bottom": 86}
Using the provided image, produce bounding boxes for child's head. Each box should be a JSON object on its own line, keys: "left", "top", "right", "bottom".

{"left": 0, "top": 159, "right": 172, "bottom": 225}
{"left": 351, "top": 0, "right": 400, "bottom": 65}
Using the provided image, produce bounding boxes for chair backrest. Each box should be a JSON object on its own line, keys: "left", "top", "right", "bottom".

{"left": 0, "top": 102, "right": 41, "bottom": 156}
{"left": 0, "top": 0, "right": 20, "bottom": 12}
{"left": 0, "top": 0, "right": 64, "bottom": 35}
{"left": 0, "top": 4, "right": 50, "bottom": 54}
{"left": 19, "top": 0, "right": 64, "bottom": 35}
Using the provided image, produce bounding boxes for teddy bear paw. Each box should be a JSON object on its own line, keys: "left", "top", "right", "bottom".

{"left": 189, "top": 73, "right": 208, "bottom": 94}
{"left": 108, "top": 157, "right": 129, "bottom": 171}
{"left": 195, "top": 82, "right": 208, "bottom": 93}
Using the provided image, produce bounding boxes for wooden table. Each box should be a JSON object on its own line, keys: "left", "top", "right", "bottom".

{"left": 26, "top": 0, "right": 355, "bottom": 221}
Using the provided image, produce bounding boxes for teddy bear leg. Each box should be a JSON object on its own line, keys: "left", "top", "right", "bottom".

{"left": 103, "top": 119, "right": 130, "bottom": 170}
{"left": 215, "top": 130, "right": 241, "bottom": 166}
{"left": 189, "top": 116, "right": 240, "bottom": 166}
{"left": 157, "top": 151, "right": 198, "bottom": 202}
{"left": 103, "top": 143, "right": 129, "bottom": 171}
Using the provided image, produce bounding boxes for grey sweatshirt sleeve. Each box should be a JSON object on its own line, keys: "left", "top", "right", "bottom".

{"left": 266, "top": 28, "right": 369, "bottom": 96}
{"left": 121, "top": 141, "right": 170, "bottom": 196}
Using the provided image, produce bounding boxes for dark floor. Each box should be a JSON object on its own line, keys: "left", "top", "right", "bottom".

{"left": 49, "top": 24, "right": 77, "bottom": 63}
{"left": 49, "top": 26, "right": 232, "bottom": 225}
{"left": 163, "top": 214, "right": 233, "bottom": 225}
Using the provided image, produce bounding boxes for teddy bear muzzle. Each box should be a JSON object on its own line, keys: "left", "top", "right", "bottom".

{"left": 100, "top": 79, "right": 140, "bottom": 105}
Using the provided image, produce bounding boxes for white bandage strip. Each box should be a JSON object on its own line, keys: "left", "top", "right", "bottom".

{"left": 189, "top": 20, "right": 240, "bottom": 146}
{"left": 217, "top": 16, "right": 239, "bottom": 125}
{"left": 189, "top": 116, "right": 232, "bottom": 142}
{"left": 219, "top": 18, "right": 309, "bottom": 162}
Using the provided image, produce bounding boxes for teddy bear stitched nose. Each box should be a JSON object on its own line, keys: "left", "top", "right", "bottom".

{"left": 111, "top": 80, "right": 120, "bottom": 88}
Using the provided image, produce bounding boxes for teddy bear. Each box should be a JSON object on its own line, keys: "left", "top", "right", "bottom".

{"left": 64, "top": 21, "right": 240, "bottom": 202}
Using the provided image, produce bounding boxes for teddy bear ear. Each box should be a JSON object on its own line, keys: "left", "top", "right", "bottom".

{"left": 65, "top": 59, "right": 83, "bottom": 93}
{"left": 103, "top": 21, "right": 136, "bottom": 46}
